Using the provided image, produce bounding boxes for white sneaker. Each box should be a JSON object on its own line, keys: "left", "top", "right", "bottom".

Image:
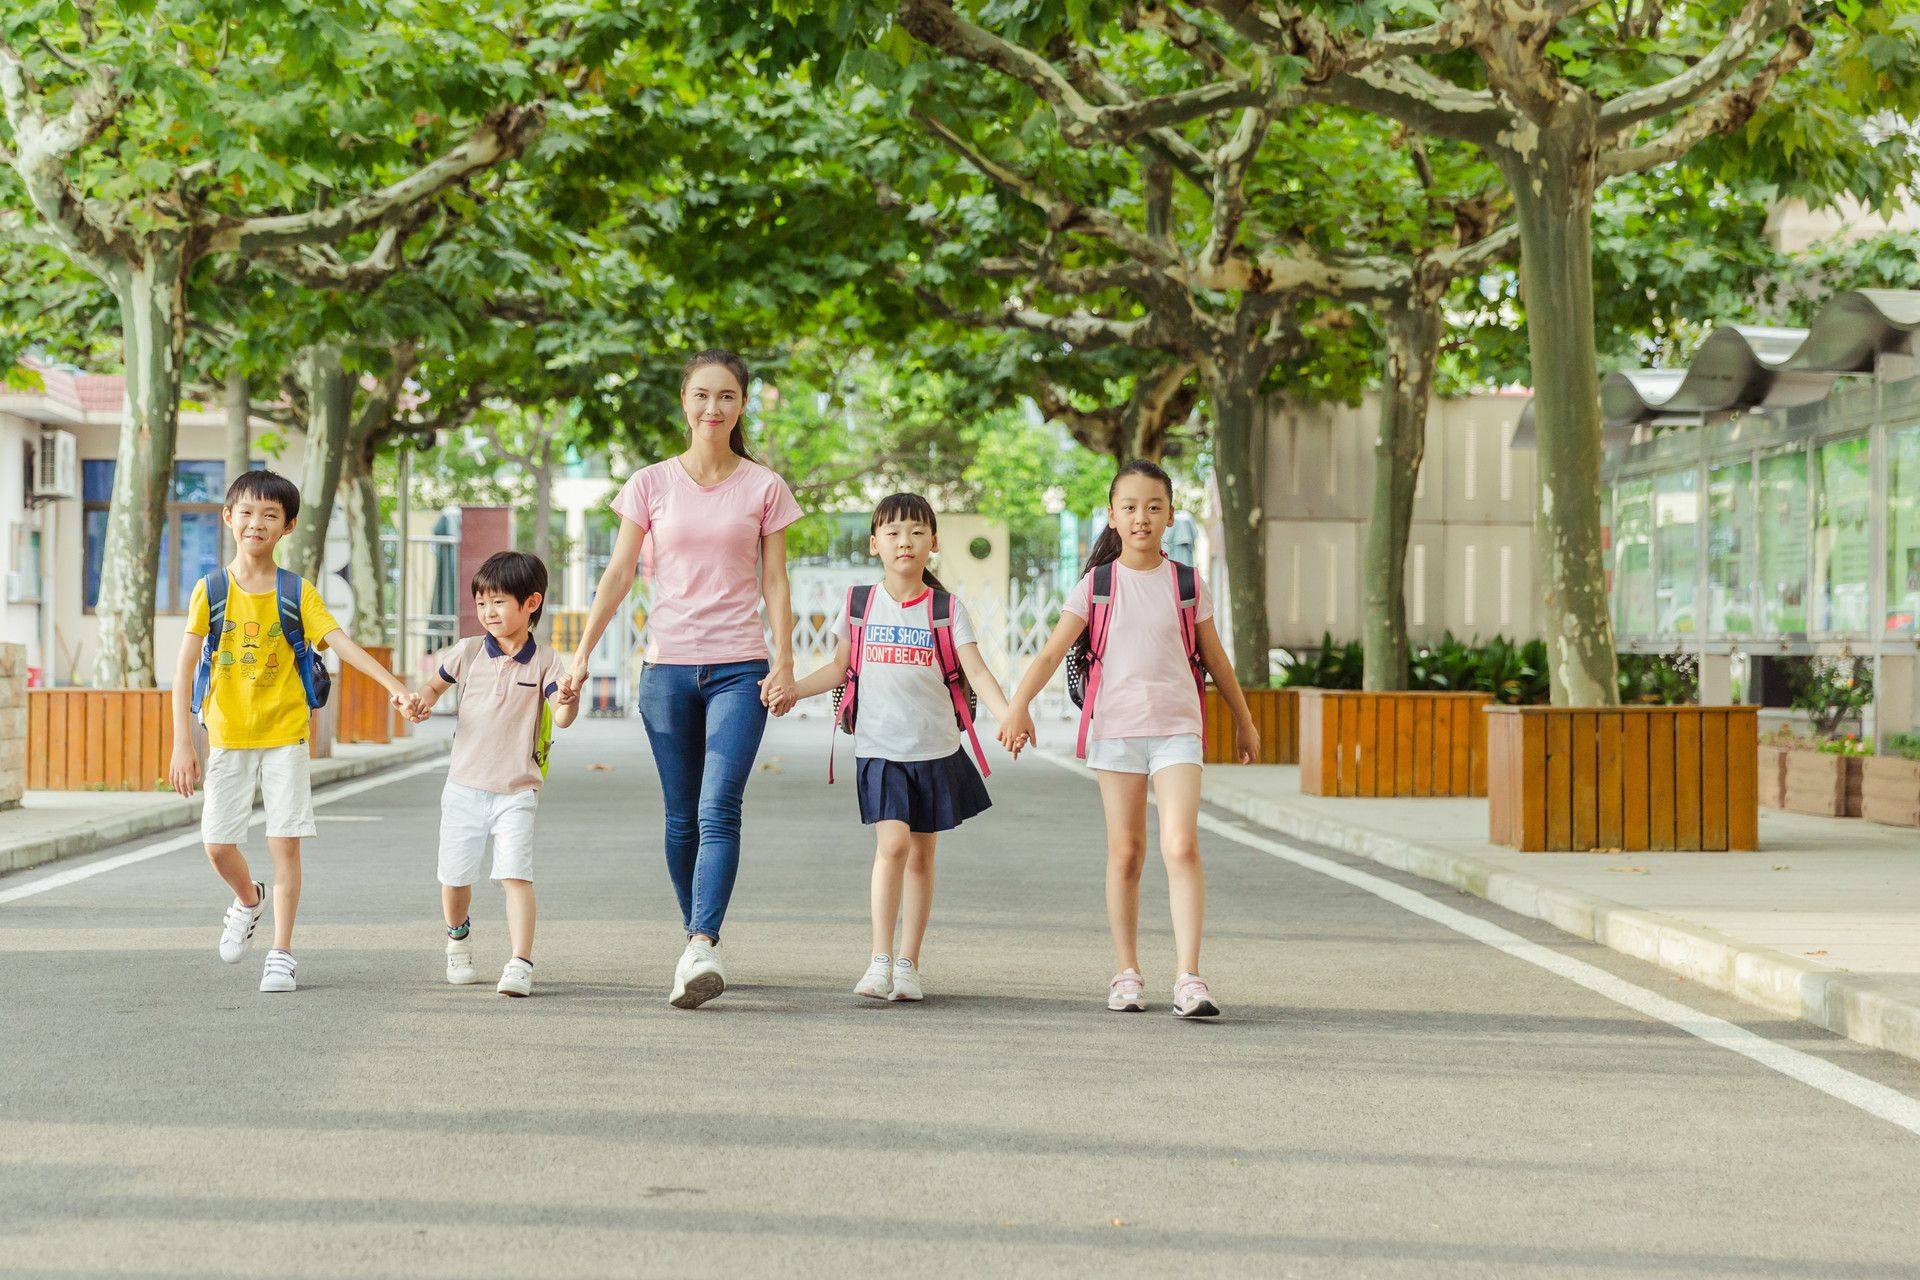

{"left": 497, "top": 957, "right": 533, "bottom": 997}
{"left": 259, "top": 949, "right": 297, "bottom": 993}
{"left": 446, "top": 937, "right": 477, "bottom": 985}
{"left": 669, "top": 939, "right": 725, "bottom": 1009}
{"left": 218, "top": 882, "right": 266, "bottom": 964}
{"left": 854, "top": 954, "right": 893, "bottom": 1000}
{"left": 888, "top": 957, "right": 924, "bottom": 1002}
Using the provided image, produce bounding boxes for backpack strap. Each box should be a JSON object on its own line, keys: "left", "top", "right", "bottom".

{"left": 1076, "top": 561, "right": 1116, "bottom": 760}
{"left": 930, "top": 590, "right": 990, "bottom": 779}
{"left": 276, "top": 568, "right": 319, "bottom": 709}
{"left": 1172, "top": 559, "right": 1208, "bottom": 736}
{"left": 829, "top": 584, "right": 877, "bottom": 784}
{"left": 190, "top": 570, "right": 228, "bottom": 720}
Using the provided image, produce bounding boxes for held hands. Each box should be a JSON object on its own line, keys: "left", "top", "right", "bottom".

{"left": 760, "top": 666, "right": 795, "bottom": 717}
{"left": 167, "top": 746, "right": 200, "bottom": 799}
{"left": 555, "top": 657, "right": 590, "bottom": 705}
{"left": 390, "top": 689, "right": 430, "bottom": 723}
{"left": 996, "top": 705, "right": 1036, "bottom": 759}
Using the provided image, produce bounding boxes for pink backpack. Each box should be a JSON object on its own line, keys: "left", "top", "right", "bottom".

{"left": 830, "top": 585, "right": 991, "bottom": 783}
{"left": 1066, "top": 558, "right": 1205, "bottom": 759}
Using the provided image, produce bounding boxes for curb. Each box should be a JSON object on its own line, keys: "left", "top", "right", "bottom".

{"left": 0, "top": 740, "right": 450, "bottom": 878}
{"left": 1202, "top": 779, "right": 1920, "bottom": 1068}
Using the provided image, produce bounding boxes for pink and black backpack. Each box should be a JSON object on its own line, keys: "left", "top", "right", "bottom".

{"left": 1064, "top": 557, "right": 1206, "bottom": 759}
{"left": 830, "top": 585, "right": 990, "bottom": 783}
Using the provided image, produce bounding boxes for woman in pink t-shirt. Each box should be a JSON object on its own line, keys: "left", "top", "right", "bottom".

{"left": 560, "top": 349, "right": 803, "bottom": 1009}
{"left": 998, "top": 460, "right": 1259, "bottom": 1020}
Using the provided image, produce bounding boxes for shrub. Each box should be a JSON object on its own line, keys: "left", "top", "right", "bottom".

{"left": 1790, "top": 657, "right": 1873, "bottom": 738}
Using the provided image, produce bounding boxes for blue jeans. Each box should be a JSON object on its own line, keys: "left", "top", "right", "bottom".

{"left": 637, "top": 660, "right": 770, "bottom": 942}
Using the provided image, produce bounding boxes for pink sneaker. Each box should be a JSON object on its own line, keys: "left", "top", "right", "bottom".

{"left": 1107, "top": 969, "right": 1146, "bottom": 1012}
{"left": 1173, "top": 973, "right": 1219, "bottom": 1019}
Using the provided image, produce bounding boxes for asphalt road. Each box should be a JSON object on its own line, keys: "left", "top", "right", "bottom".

{"left": 5, "top": 713, "right": 1920, "bottom": 1278}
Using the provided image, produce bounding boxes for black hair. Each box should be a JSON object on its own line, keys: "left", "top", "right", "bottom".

{"left": 681, "top": 348, "right": 753, "bottom": 459}
{"left": 224, "top": 468, "right": 301, "bottom": 523}
{"left": 471, "top": 550, "right": 549, "bottom": 628}
{"left": 1080, "top": 458, "right": 1176, "bottom": 576}
{"left": 871, "top": 491, "right": 948, "bottom": 593}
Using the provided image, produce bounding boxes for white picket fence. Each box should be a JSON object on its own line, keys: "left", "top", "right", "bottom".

{"left": 580, "top": 579, "right": 1074, "bottom": 722}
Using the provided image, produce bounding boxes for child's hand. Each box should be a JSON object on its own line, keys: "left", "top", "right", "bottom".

{"left": 168, "top": 746, "right": 200, "bottom": 799}
{"left": 998, "top": 706, "right": 1035, "bottom": 758}
{"left": 557, "top": 657, "right": 589, "bottom": 703}
{"left": 1236, "top": 716, "right": 1261, "bottom": 765}
{"left": 552, "top": 681, "right": 579, "bottom": 707}
{"left": 766, "top": 685, "right": 793, "bottom": 717}
{"left": 410, "top": 693, "right": 434, "bottom": 722}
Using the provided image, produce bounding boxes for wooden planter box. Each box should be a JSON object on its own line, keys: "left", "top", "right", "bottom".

{"left": 1203, "top": 687, "right": 1299, "bottom": 765}
{"left": 335, "top": 645, "right": 394, "bottom": 745}
{"left": 1863, "top": 755, "right": 1920, "bottom": 827}
{"left": 1784, "top": 749, "right": 1864, "bottom": 818}
{"left": 27, "top": 689, "right": 176, "bottom": 791}
{"left": 1299, "top": 690, "right": 1491, "bottom": 797}
{"left": 1756, "top": 744, "right": 1789, "bottom": 809}
{"left": 1487, "top": 706, "right": 1758, "bottom": 852}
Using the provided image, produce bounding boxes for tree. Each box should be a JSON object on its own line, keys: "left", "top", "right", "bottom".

{"left": 886, "top": 3, "right": 1513, "bottom": 684}
{"left": 0, "top": 1, "right": 621, "bottom": 684}
{"left": 1168, "top": 0, "right": 1920, "bottom": 702}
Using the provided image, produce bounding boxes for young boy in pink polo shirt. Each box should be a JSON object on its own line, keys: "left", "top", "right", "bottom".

{"left": 403, "top": 552, "right": 579, "bottom": 996}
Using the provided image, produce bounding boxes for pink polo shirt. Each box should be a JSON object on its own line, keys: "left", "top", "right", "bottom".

{"left": 1062, "top": 559, "right": 1213, "bottom": 741}
{"left": 610, "top": 457, "right": 804, "bottom": 664}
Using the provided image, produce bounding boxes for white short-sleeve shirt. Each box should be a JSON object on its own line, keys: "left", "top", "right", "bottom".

{"left": 836, "top": 586, "right": 977, "bottom": 762}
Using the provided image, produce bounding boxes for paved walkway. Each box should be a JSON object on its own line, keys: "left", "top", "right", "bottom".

{"left": 1204, "top": 764, "right": 1920, "bottom": 1064}
{"left": 0, "top": 733, "right": 451, "bottom": 875}
{"left": 7, "top": 717, "right": 1920, "bottom": 1276}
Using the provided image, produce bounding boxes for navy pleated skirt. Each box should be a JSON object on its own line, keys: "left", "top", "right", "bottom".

{"left": 855, "top": 749, "right": 992, "bottom": 833}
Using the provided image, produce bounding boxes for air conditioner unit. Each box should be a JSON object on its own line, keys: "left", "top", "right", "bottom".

{"left": 33, "top": 430, "right": 77, "bottom": 500}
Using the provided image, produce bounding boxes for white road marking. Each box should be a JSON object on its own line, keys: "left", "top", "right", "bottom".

{"left": 0, "top": 758, "right": 446, "bottom": 906}
{"left": 1039, "top": 749, "right": 1920, "bottom": 1139}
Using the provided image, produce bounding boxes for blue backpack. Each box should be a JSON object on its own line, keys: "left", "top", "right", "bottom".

{"left": 190, "top": 568, "right": 332, "bottom": 719}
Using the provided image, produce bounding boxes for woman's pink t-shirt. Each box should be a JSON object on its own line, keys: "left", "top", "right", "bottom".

{"left": 610, "top": 457, "right": 804, "bottom": 664}
{"left": 1062, "top": 559, "right": 1213, "bottom": 741}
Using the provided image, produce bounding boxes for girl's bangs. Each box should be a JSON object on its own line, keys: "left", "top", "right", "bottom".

{"left": 871, "top": 492, "right": 938, "bottom": 533}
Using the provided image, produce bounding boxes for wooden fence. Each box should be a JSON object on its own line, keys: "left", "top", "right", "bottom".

{"left": 27, "top": 690, "right": 175, "bottom": 791}
{"left": 335, "top": 645, "right": 395, "bottom": 745}
{"left": 1298, "top": 690, "right": 1491, "bottom": 797}
{"left": 1487, "top": 706, "right": 1758, "bottom": 852}
{"left": 1203, "top": 688, "right": 1299, "bottom": 764}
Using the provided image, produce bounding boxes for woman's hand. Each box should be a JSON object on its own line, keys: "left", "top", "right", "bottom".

{"left": 557, "top": 655, "right": 590, "bottom": 703}
{"left": 997, "top": 705, "right": 1035, "bottom": 758}
{"left": 759, "top": 664, "right": 794, "bottom": 714}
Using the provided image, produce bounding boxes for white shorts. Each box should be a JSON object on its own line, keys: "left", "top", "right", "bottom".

{"left": 201, "top": 743, "right": 317, "bottom": 844}
{"left": 438, "top": 780, "right": 540, "bottom": 886}
{"left": 1085, "top": 733, "right": 1205, "bottom": 777}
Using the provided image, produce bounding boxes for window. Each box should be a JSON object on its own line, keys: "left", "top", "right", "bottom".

{"left": 1611, "top": 478, "right": 1655, "bottom": 636}
{"left": 1653, "top": 468, "right": 1699, "bottom": 634}
{"left": 83, "top": 460, "right": 229, "bottom": 614}
{"left": 1757, "top": 450, "right": 1808, "bottom": 634}
{"left": 1812, "top": 437, "right": 1871, "bottom": 633}
{"left": 1888, "top": 426, "right": 1920, "bottom": 634}
{"left": 1707, "top": 461, "right": 1754, "bottom": 634}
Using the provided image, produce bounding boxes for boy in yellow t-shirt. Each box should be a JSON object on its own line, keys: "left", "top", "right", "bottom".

{"left": 167, "top": 469, "right": 414, "bottom": 993}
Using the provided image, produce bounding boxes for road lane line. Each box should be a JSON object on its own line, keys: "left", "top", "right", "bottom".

{"left": 1038, "top": 749, "right": 1920, "bottom": 1138}
{"left": 0, "top": 757, "right": 446, "bottom": 907}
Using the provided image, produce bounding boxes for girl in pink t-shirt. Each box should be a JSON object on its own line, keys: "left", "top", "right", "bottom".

{"left": 999, "top": 460, "right": 1259, "bottom": 1020}
{"left": 560, "top": 349, "right": 803, "bottom": 1011}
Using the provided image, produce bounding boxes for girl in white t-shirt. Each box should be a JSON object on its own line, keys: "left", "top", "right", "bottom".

{"left": 786, "top": 493, "right": 1015, "bottom": 1002}
{"left": 999, "top": 460, "right": 1259, "bottom": 1019}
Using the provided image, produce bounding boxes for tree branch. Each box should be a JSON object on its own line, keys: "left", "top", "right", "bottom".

{"left": 1599, "top": 0, "right": 1797, "bottom": 129}
{"left": 206, "top": 103, "right": 544, "bottom": 255}
{"left": 1597, "top": 23, "right": 1812, "bottom": 177}
{"left": 1308, "top": 62, "right": 1506, "bottom": 144}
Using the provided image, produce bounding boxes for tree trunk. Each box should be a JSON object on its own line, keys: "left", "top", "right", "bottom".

{"left": 1207, "top": 371, "right": 1271, "bottom": 687}
{"left": 282, "top": 345, "right": 353, "bottom": 583}
{"left": 222, "top": 375, "right": 251, "bottom": 561}
{"left": 92, "top": 245, "right": 188, "bottom": 688}
{"left": 343, "top": 442, "right": 386, "bottom": 646}
{"left": 1502, "top": 128, "right": 1620, "bottom": 706}
{"left": 1362, "top": 300, "right": 1442, "bottom": 691}
{"left": 530, "top": 437, "right": 554, "bottom": 641}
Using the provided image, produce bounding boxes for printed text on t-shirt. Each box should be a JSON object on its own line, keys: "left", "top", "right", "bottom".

{"left": 863, "top": 623, "right": 934, "bottom": 667}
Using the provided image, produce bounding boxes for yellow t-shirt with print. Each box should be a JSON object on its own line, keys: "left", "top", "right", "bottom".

{"left": 186, "top": 572, "right": 340, "bottom": 749}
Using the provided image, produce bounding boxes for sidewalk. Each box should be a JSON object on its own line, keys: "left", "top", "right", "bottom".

{"left": 1203, "top": 763, "right": 1920, "bottom": 1065}
{"left": 0, "top": 725, "right": 450, "bottom": 876}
